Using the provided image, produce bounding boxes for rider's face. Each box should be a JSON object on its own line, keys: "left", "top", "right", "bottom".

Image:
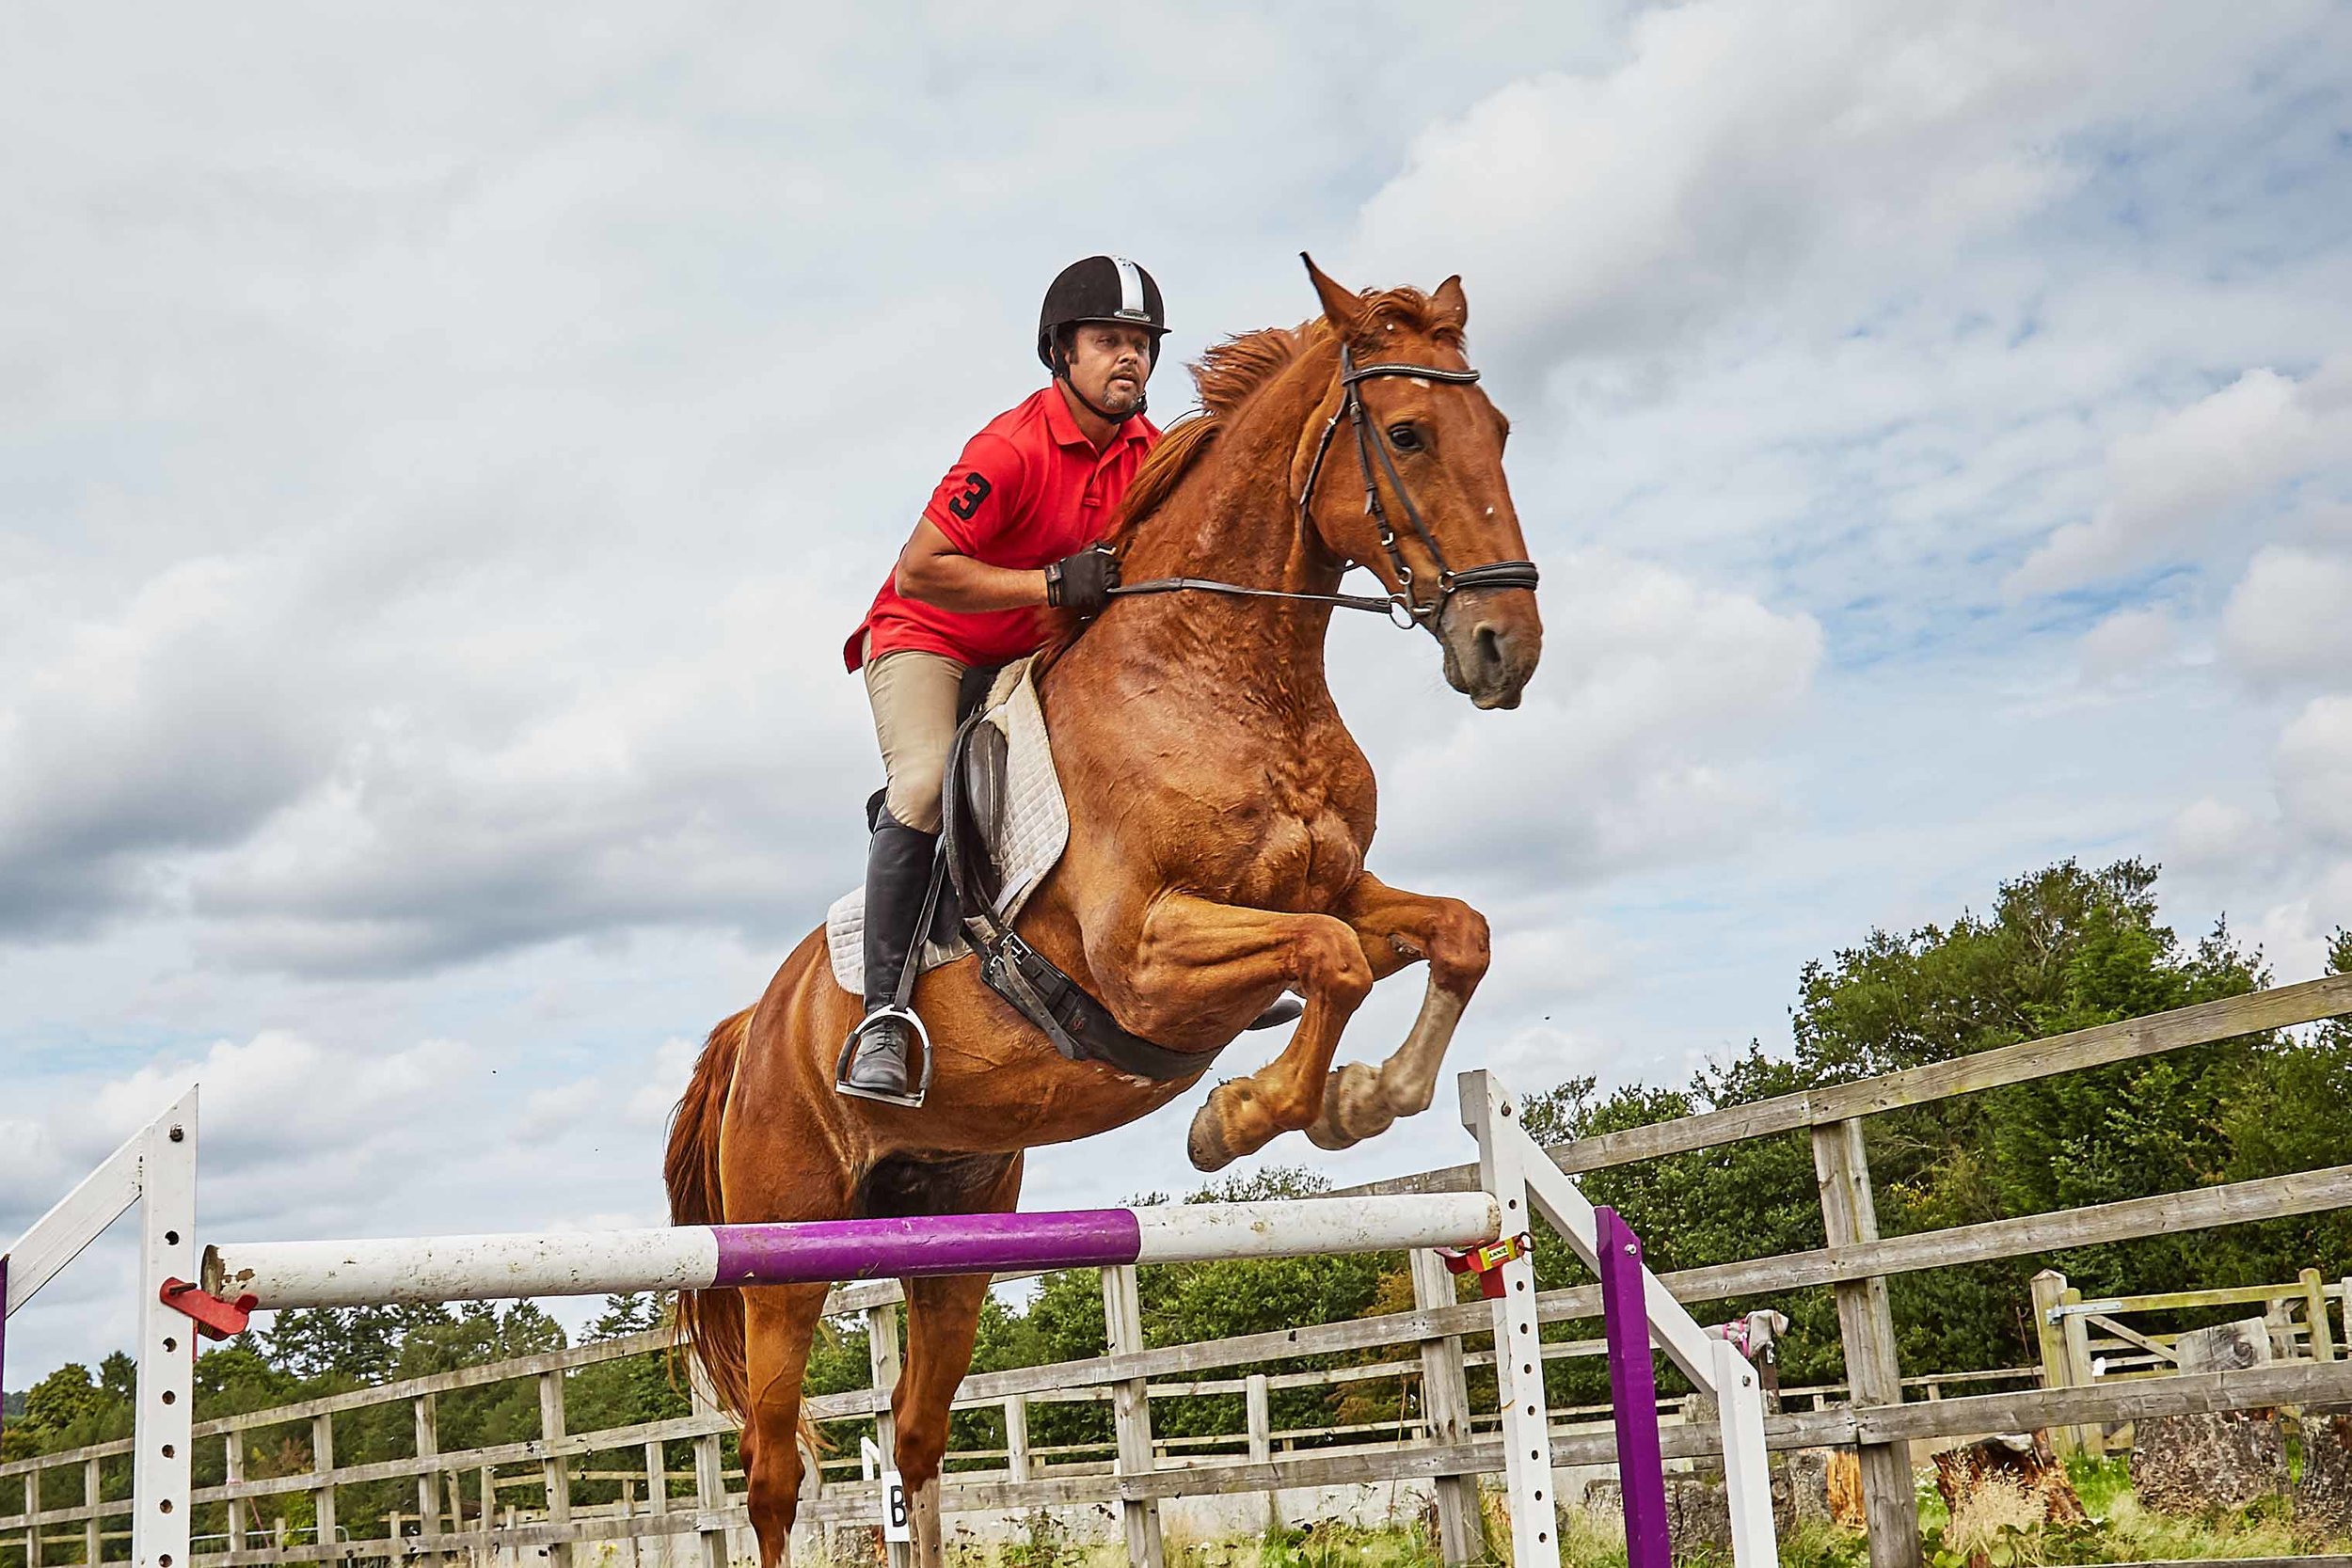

{"left": 1064, "top": 324, "right": 1155, "bottom": 413}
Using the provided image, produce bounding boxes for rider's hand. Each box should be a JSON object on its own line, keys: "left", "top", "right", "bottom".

{"left": 1044, "top": 545, "right": 1120, "bottom": 614}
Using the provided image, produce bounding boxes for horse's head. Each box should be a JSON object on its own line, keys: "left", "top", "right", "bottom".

{"left": 1299, "top": 256, "right": 1543, "bottom": 710}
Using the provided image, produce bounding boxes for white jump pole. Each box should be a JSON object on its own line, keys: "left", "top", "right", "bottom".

{"left": 201, "top": 1192, "right": 1503, "bottom": 1309}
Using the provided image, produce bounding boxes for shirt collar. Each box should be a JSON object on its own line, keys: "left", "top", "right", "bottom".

{"left": 1041, "top": 382, "right": 1093, "bottom": 451}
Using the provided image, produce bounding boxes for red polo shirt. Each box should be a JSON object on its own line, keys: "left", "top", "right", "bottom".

{"left": 845, "top": 386, "right": 1161, "bottom": 672}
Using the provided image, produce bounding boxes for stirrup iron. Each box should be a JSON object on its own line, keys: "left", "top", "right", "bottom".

{"left": 834, "top": 1006, "right": 937, "bottom": 1109}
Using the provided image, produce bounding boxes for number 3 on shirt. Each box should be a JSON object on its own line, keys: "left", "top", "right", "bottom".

{"left": 947, "top": 472, "right": 991, "bottom": 521}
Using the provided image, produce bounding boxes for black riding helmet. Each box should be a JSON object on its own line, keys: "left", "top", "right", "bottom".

{"left": 1038, "top": 255, "right": 1167, "bottom": 422}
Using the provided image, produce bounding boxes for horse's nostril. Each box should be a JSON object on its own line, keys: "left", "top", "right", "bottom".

{"left": 1475, "top": 626, "right": 1503, "bottom": 671}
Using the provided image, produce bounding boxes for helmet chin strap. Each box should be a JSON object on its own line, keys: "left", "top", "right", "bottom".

{"left": 1058, "top": 370, "right": 1146, "bottom": 424}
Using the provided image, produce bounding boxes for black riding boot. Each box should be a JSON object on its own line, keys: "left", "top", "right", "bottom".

{"left": 837, "top": 809, "right": 940, "bottom": 1103}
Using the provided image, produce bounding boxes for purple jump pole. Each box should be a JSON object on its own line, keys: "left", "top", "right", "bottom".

{"left": 712, "top": 1210, "right": 1141, "bottom": 1283}
{"left": 1597, "top": 1206, "right": 1671, "bottom": 1568}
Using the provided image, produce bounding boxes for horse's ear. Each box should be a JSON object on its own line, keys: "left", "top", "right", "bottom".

{"left": 1301, "top": 252, "right": 1365, "bottom": 335}
{"left": 1431, "top": 275, "right": 1468, "bottom": 334}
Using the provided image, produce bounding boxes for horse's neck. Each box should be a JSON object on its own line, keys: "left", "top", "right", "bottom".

{"left": 1083, "top": 390, "right": 1345, "bottom": 716}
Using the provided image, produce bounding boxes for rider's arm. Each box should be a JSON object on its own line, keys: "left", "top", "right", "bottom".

{"left": 895, "top": 518, "right": 1050, "bottom": 611}
{"left": 897, "top": 431, "right": 1049, "bottom": 612}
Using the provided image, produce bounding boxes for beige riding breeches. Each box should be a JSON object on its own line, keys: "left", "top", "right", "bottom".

{"left": 862, "top": 641, "right": 966, "bottom": 833}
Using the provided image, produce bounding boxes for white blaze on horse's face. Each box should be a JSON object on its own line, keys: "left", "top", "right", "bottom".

{"left": 1404, "top": 375, "right": 1541, "bottom": 710}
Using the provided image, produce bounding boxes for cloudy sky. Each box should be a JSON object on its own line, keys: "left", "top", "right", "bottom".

{"left": 6, "top": 2, "right": 2349, "bottom": 1381}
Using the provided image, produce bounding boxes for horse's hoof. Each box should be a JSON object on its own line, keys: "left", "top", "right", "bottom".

{"left": 1187, "top": 1097, "right": 1238, "bottom": 1171}
{"left": 1305, "top": 1062, "right": 1392, "bottom": 1150}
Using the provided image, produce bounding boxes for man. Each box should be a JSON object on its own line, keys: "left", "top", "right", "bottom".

{"left": 836, "top": 255, "right": 1168, "bottom": 1102}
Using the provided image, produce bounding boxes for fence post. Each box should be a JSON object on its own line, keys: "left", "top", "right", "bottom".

{"left": 1102, "top": 1263, "right": 1165, "bottom": 1568}
{"left": 86, "top": 1455, "right": 104, "bottom": 1568}
{"left": 1812, "top": 1117, "right": 1920, "bottom": 1568}
{"left": 443, "top": 1474, "right": 467, "bottom": 1568}
{"left": 1003, "top": 1400, "right": 1030, "bottom": 1484}
{"left": 642, "top": 1440, "right": 669, "bottom": 1520}
{"left": 478, "top": 1463, "right": 498, "bottom": 1558}
{"left": 687, "top": 1370, "right": 729, "bottom": 1568}
{"left": 2304, "top": 1269, "right": 2335, "bottom": 1361}
{"left": 2056, "top": 1287, "right": 2105, "bottom": 1456}
{"left": 414, "top": 1394, "right": 440, "bottom": 1558}
{"left": 2028, "top": 1271, "right": 2076, "bottom": 1457}
{"left": 1409, "top": 1247, "right": 1478, "bottom": 1565}
{"left": 310, "top": 1414, "right": 339, "bottom": 1559}
{"left": 24, "top": 1471, "right": 39, "bottom": 1568}
{"left": 223, "top": 1432, "right": 246, "bottom": 1556}
{"left": 537, "top": 1371, "right": 572, "bottom": 1568}
{"left": 866, "top": 1300, "right": 909, "bottom": 1568}
{"left": 1245, "top": 1373, "right": 1281, "bottom": 1537}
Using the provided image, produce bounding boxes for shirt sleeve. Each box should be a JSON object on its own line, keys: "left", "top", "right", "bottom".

{"left": 922, "top": 431, "right": 1027, "bottom": 557}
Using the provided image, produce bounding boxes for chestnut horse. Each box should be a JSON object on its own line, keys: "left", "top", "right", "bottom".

{"left": 664, "top": 259, "right": 1541, "bottom": 1566}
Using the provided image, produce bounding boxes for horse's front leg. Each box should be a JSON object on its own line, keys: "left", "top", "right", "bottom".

{"left": 1306, "top": 873, "right": 1491, "bottom": 1150}
{"left": 1097, "top": 892, "right": 1376, "bottom": 1171}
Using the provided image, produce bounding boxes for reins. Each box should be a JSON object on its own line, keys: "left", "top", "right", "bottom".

{"left": 1107, "top": 344, "right": 1540, "bottom": 627}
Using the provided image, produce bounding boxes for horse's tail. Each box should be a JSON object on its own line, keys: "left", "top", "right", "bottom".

{"left": 665, "top": 1006, "right": 753, "bottom": 1418}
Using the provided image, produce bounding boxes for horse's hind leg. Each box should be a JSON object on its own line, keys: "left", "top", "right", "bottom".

{"left": 741, "top": 1282, "right": 833, "bottom": 1568}
{"left": 888, "top": 1156, "right": 1025, "bottom": 1567}
{"left": 1308, "top": 873, "right": 1490, "bottom": 1149}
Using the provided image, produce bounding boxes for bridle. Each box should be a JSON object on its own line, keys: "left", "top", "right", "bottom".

{"left": 1107, "top": 344, "right": 1541, "bottom": 628}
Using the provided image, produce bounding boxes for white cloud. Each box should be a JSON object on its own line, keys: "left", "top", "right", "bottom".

{"left": 0, "top": 557, "right": 342, "bottom": 936}
{"left": 2010, "top": 360, "right": 2352, "bottom": 595}
{"left": 85, "top": 1030, "right": 465, "bottom": 1156}
{"left": 1377, "top": 550, "right": 1822, "bottom": 888}
{"left": 2166, "top": 799, "right": 2265, "bottom": 871}
{"left": 1350, "top": 1, "right": 2082, "bottom": 363}
{"left": 516, "top": 1078, "right": 606, "bottom": 1146}
{"left": 1345, "top": 1, "right": 2344, "bottom": 375}
{"left": 2079, "top": 608, "right": 2180, "bottom": 686}
{"left": 2220, "top": 546, "right": 2352, "bottom": 683}
{"left": 626, "top": 1036, "right": 702, "bottom": 1127}
{"left": 2277, "top": 696, "right": 2352, "bottom": 848}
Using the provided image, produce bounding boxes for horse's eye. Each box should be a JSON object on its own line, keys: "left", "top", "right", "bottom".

{"left": 1389, "top": 422, "right": 1424, "bottom": 451}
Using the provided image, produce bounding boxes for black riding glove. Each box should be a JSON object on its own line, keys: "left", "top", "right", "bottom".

{"left": 1044, "top": 545, "right": 1120, "bottom": 614}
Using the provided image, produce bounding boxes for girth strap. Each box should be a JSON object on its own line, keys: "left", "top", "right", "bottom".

{"left": 940, "top": 703, "right": 1224, "bottom": 1084}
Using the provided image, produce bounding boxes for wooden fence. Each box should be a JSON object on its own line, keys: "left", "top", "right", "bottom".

{"left": 5, "top": 972, "right": 2349, "bottom": 1568}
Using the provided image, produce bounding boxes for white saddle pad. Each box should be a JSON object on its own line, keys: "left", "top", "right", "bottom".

{"left": 825, "top": 657, "right": 1069, "bottom": 996}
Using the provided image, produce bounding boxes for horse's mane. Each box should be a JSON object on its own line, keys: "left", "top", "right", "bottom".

{"left": 1107, "top": 285, "right": 1459, "bottom": 543}
{"left": 1105, "top": 325, "right": 1315, "bottom": 539}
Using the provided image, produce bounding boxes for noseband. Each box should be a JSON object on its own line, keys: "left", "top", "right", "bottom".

{"left": 1107, "top": 345, "right": 1540, "bottom": 627}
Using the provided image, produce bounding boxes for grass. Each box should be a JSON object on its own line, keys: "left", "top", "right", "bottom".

{"left": 1915, "top": 1452, "right": 2348, "bottom": 1567}
{"left": 894, "top": 1453, "right": 2348, "bottom": 1566}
